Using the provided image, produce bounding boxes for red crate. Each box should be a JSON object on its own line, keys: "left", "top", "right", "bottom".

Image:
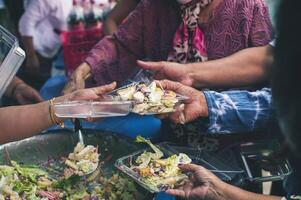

{"left": 61, "top": 27, "right": 103, "bottom": 76}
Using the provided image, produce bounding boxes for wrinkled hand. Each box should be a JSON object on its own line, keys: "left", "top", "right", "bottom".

{"left": 62, "top": 63, "right": 91, "bottom": 95}
{"left": 156, "top": 80, "right": 208, "bottom": 124}
{"left": 13, "top": 83, "right": 44, "bottom": 105}
{"left": 59, "top": 82, "right": 117, "bottom": 103}
{"left": 166, "top": 164, "right": 224, "bottom": 200}
{"left": 137, "top": 60, "right": 193, "bottom": 86}
{"left": 25, "top": 53, "right": 40, "bottom": 76}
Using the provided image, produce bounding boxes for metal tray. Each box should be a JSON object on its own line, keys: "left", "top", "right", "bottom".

{"left": 239, "top": 142, "right": 292, "bottom": 183}
{"left": 0, "top": 130, "right": 154, "bottom": 199}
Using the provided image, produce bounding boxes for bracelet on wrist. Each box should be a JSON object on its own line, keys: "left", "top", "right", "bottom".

{"left": 49, "top": 98, "right": 64, "bottom": 128}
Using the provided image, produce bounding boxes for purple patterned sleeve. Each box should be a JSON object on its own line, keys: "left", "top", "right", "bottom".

{"left": 248, "top": 0, "right": 274, "bottom": 46}
{"left": 84, "top": 1, "right": 146, "bottom": 85}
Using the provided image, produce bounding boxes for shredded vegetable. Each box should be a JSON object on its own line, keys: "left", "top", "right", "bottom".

{"left": 116, "top": 81, "right": 179, "bottom": 114}
{"left": 64, "top": 143, "right": 99, "bottom": 177}
{"left": 0, "top": 143, "right": 138, "bottom": 200}
{"left": 133, "top": 136, "right": 192, "bottom": 191}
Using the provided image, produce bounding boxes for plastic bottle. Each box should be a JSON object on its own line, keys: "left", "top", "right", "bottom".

{"left": 83, "top": 0, "right": 100, "bottom": 29}
{"left": 68, "top": 0, "right": 85, "bottom": 31}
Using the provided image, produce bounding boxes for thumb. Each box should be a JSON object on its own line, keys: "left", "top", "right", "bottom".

{"left": 91, "top": 82, "right": 117, "bottom": 95}
{"left": 179, "top": 164, "right": 204, "bottom": 174}
{"left": 137, "top": 60, "right": 164, "bottom": 71}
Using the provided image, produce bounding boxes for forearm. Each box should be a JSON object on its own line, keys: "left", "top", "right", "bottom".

{"left": 186, "top": 45, "right": 273, "bottom": 88}
{"left": 0, "top": 101, "right": 53, "bottom": 144}
{"left": 22, "top": 36, "right": 36, "bottom": 56}
{"left": 218, "top": 182, "right": 282, "bottom": 200}
{"left": 203, "top": 88, "right": 275, "bottom": 133}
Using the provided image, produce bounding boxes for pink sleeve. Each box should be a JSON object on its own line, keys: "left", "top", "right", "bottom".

{"left": 248, "top": 0, "right": 274, "bottom": 46}
{"left": 85, "top": 1, "right": 146, "bottom": 85}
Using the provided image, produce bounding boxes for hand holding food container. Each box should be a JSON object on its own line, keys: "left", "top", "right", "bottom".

{"left": 55, "top": 69, "right": 192, "bottom": 119}
{"left": 154, "top": 80, "right": 209, "bottom": 124}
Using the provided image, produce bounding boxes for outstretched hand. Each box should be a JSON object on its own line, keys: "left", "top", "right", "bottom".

{"left": 156, "top": 80, "right": 208, "bottom": 124}
{"left": 137, "top": 60, "right": 194, "bottom": 86}
{"left": 166, "top": 164, "right": 224, "bottom": 200}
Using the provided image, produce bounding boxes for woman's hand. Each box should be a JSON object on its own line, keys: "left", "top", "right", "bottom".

{"left": 59, "top": 82, "right": 117, "bottom": 102}
{"left": 54, "top": 82, "right": 117, "bottom": 123}
{"left": 62, "top": 62, "right": 92, "bottom": 94}
{"left": 13, "top": 83, "right": 44, "bottom": 105}
{"left": 157, "top": 80, "right": 208, "bottom": 124}
{"left": 137, "top": 60, "right": 194, "bottom": 86}
{"left": 166, "top": 164, "right": 225, "bottom": 200}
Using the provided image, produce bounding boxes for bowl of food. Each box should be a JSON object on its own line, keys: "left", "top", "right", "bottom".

{"left": 0, "top": 130, "right": 150, "bottom": 199}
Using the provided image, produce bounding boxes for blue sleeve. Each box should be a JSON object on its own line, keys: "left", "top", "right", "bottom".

{"left": 203, "top": 88, "right": 275, "bottom": 134}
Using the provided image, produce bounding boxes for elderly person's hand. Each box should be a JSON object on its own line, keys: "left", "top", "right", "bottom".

{"left": 62, "top": 62, "right": 92, "bottom": 94}
{"left": 13, "top": 82, "right": 44, "bottom": 105}
{"left": 137, "top": 60, "right": 194, "bottom": 86}
{"left": 156, "top": 80, "right": 208, "bottom": 124}
{"left": 166, "top": 164, "right": 224, "bottom": 200}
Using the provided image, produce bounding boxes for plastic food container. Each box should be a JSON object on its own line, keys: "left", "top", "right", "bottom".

{"left": 53, "top": 100, "right": 133, "bottom": 118}
{"left": 108, "top": 80, "right": 189, "bottom": 115}
{"left": 239, "top": 142, "right": 292, "bottom": 183}
{"left": 0, "top": 26, "right": 26, "bottom": 98}
{"left": 115, "top": 143, "right": 244, "bottom": 193}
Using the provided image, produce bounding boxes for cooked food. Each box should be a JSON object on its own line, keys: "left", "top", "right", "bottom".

{"left": 116, "top": 81, "right": 179, "bottom": 114}
{"left": 0, "top": 144, "right": 138, "bottom": 200}
{"left": 131, "top": 136, "right": 192, "bottom": 191}
{"left": 64, "top": 143, "right": 99, "bottom": 177}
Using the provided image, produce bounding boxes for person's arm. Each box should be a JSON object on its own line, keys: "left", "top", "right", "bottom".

{"left": 4, "top": 76, "right": 43, "bottom": 104}
{"left": 4, "top": 77, "right": 24, "bottom": 97}
{"left": 219, "top": 183, "right": 282, "bottom": 200}
{"left": 0, "top": 83, "right": 116, "bottom": 144}
{"left": 187, "top": 45, "right": 274, "bottom": 88}
{"left": 63, "top": 0, "right": 146, "bottom": 94}
{"left": 0, "top": 101, "right": 53, "bottom": 144}
{"left": 157, "top": 80, "right": 274, "bottom": 134}
{"left": 19, "top": 0, "right": 51, "bottom": 74}
{"left": 103, "top": 0, "right": 139, "bottom": 35}
{"left": 138, "top": 45, "right": 274, "bottom": 88}
{"left": 204, "top": 87, "right": 275, "bottom": 133}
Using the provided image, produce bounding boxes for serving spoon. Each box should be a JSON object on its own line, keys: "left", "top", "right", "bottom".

{"left": 74, "top": 119, "right": 99, "bottom": 176}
